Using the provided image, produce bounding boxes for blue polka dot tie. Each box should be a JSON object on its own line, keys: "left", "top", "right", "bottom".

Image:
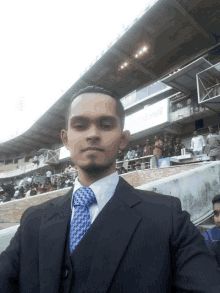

{"left": 69, "top": 187, "right": 97, "bottom": 254}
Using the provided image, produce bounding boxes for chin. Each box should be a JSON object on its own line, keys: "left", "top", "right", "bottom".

{"left": 80, "top": 161, "right": 114, "bottom": 174}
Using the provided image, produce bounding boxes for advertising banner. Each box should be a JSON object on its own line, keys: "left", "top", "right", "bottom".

{"left": 124, "top": 98, "right": 169, "bottom": 135}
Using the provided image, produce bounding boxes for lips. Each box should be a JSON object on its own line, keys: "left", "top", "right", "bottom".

{"left": 83, "top": 147, "right": 104, "bottom": 152}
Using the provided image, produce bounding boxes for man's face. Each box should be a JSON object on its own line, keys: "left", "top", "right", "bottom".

{"left": 214, "top": 203, "right": 220, "bottom": 229}
{"left": 193, "top": 131, "right": 198, "bottom": 136}
{"left": 146, "top": 140, "right": 149, "bottom": 145}
{"left": 154, "top": 136, "right": 158, "bottom": 141}
{"left": 61, "top": 93, "right": 130, "bottom": 172}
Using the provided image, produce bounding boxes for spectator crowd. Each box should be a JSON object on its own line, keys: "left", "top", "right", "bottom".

{"left": 0, "top": 164, "right": 77, "bottom": 204}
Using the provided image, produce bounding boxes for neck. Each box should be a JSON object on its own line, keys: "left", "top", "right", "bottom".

{"left": 77, "top": 163, "right": 116, "bottom": 187}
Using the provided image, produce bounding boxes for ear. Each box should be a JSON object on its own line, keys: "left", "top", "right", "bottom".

{"left": 60, "top": 129, "right": 69, "bottom": 148}
{"left": 119, "top": 130, "right": 131, "bottom": 151}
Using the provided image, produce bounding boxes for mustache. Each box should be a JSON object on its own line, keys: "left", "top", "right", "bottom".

{"left": 82, "top": 147, "right": 104, "bottom": 152}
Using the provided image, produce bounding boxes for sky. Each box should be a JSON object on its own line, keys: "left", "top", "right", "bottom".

{"left": 0, "top": 0, "right": 156, "bottom": 142}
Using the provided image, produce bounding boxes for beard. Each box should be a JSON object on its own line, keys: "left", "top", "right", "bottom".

{"left": 80, "top": 160, "right": 114, "bottom": 177}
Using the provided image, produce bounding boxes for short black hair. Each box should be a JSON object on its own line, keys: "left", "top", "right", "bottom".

{"left": 212, "top": 194, "right": 220, "bottom": 206}
{"left": 65, "top": 86, "right": 125, "bottom": 131}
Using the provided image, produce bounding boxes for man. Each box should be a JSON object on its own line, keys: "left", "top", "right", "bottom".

{"left": 135, "top": 163, "right": 141, "bottom": 170}
{"left": 45, "top": 169, "right": 52, "bottom": 183}
{"left": 191, "top": 130, "right": 206, "bottom": 155}
{"left": 204, "top": 194, "right": 220, "bottom": 268}
{"left": 1, "top": 86, "right": 220, "bottom": 293}
{"left": 57, "top": 176, "right": 67, "bottom": 190}
{"left": 153, "top": 135, "right": 163, "bottom": 167}
{"left": 124, "top": 146, "right": 136, "bottom": 160}
{"left": 142, "top": 138, "right": 152, "bottom": 157}
{"left": 2, "top": 182, "right": 15, "bottom": 199}
{"left": 135, "top": 144, "right": 143, "bottom": 158}
{"left": 124, "top": 146, "right": 136, "bottom": 170}
{"left": 13, "top": 186, "right": 20, "bottom": 198}
{"left": 206, "top": 126, "right": 220, "bottom": 161}
{"left": 25, "top": 185, "right": 32, "bottom": 198}
{"left": 174, "top": 138, "right": 185, "bottom": 156}
{"left": 2, "top": 192, "right": 11, "bottom": 203}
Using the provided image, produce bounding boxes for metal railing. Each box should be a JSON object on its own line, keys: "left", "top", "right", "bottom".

{"left": 116, "top": 155, "right": 154, "bottom": 171}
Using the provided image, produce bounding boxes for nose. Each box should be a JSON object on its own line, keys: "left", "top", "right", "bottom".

{"left": 86, "top": 124, "right": 101, "bottom": 143}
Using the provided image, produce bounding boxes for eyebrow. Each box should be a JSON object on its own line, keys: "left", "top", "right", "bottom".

{"left": 69, "top": 115, "right": 118, "bottom": 123}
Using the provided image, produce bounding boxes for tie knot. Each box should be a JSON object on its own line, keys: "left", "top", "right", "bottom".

{"left": 73, "top": 187, "right": 96, "bottom": 207}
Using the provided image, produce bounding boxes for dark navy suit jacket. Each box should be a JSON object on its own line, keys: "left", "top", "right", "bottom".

{"left": 1, "top": 176, "right": 220, "bottom": 293}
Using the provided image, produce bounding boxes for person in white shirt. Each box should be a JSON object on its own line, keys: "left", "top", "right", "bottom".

{"left": 45, "top": 169, "right": 52, "bottom": 183}
{"left": 25, "top": 186, "right": 32, "bottom": 198}
{"left": 14, "top": 187, "right": 20, "bottom": 198}
{"left": 191, "top": 130, "right": 206, "bottom": 155}
{"left": 124, "top": 146, "right": 136, "bottom": 160}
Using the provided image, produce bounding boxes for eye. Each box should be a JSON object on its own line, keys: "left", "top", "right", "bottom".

{"left": 74, "top": 125, "right": 85, "bottom": 129}
{"left": 102, "top": 124, "right": 111, "bottom": 128}
{"left": 100, "top": 119, "right": 114, "bottom": 129}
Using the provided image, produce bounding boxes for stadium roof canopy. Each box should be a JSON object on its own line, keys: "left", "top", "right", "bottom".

{"left": 1, "top": 0, "right": 220, "bottom": 158}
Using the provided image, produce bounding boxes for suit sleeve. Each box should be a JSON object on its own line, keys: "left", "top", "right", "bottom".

{"left": 171, "top": 197, "right": 220, "bottom": 293}
{"left": 0, "top": 206, "right": 32, "bottom": 293}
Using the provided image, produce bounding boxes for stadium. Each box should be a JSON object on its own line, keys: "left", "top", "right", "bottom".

{"left": 1, "top": 0, "right": 220, "bottom": 252}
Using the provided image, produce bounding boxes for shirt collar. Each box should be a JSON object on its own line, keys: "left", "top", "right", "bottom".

{"left": 71, "top": 171, "right": 119, "bottom": 212}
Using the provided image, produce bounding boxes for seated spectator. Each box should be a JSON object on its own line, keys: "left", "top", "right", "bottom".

{"left": 116, "top": 149, "right": 124, "bottom": 169}
{"left": 41, "top": 185, "right": 47, "bottom": 194}
{"left": 135, "top": 163, "right": 141, "bottom": 171}
{"left": 57, "top": 177, "right": 67, "bottom": 190}
{"left": 36, "top": 184, "right": 42, "bottom": 195}
{"left": 68, "top": 181, "right": 74, "bottom": 187}
{"left": 25, "top": 186, "right": 32, "bottom": 198}
{"left": 51, "top": 184, "right": 57, "bottom": 191}
{"left": 124, "top": 146, "right": 136, "bottom": 160}
{"left": 204, "top": 194, "right": 220, "bottom": 268}
{"left": 116, "top": 168, "right": 121, "bottom": 175}
{"left": 120, "top": 167, "right": 127, "bottom": 174}
{"left": 68, "top": 165, "right": 74, "bottom": 172}
{"left": 2, "top": 183, "right": 15, "bottom": 199}
{"left": 14, "top": 186, "right": 20, "bottom": 198}
{"left": 45, "top": 183, "right": 52, "bottom": 192}
{"left": 135, "top": 144, "right": 143, "bottom": 158}
{"left": 2, "top": 192, "right": 11, "bottom": 203}
{"left": 117, "top": 149, "right": 124, "bottom": 162}
{"left": 30, "top": 186, "right": 37, "bottom": 196}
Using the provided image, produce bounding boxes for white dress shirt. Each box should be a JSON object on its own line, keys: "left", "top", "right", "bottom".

{"left": 191, "top": 135, "right": 206, "bottom": 151}
{"left": 71, "top": 171, "right": 119, "bottom": 223}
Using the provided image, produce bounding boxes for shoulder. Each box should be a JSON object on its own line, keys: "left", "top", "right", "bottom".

{"left": 21, "top": 189, "right": 71, "bottom": 223}
{"left": 205, "top": 226, "right": 220, "bottom": 241}
{"left": 131, "top": 186, "right": 177, "bottom": 209}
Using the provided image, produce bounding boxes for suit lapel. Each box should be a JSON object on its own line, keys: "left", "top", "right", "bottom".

{"left": 39, "top": 177, "right": 142, "bottom": 293}
{"left": 39, "top": 187, "right": 73, "bottom": 293}
{"left": 81, "top": 177, "right": 142, "bottom": 293}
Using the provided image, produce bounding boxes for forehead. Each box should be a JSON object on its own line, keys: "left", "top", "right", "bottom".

{"left": 214, "top": 203, "right": 220, "bottom": 211}
{"left": 69, "top": 93, "right": 118, "bottom": 118}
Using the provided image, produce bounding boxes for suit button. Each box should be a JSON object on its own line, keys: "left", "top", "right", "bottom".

{"left": 62, "top": 268, "right": 69, "bottom": 279}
